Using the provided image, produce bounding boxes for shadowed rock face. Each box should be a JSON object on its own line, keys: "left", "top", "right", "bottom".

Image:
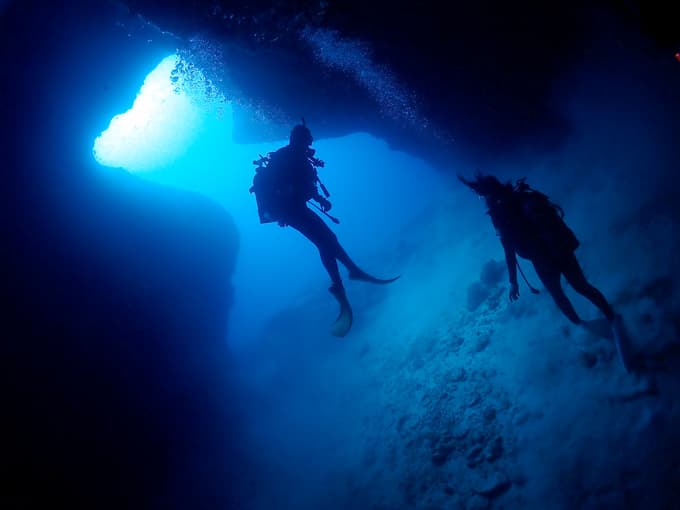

{"left": 121, "top": 0, "right": 678, "bottom": 165}
{"left": 4, "top": 172, "right": 242, "bottom": 509}
{"left": 1, "top": 2, "right": 243, "bottom": 508}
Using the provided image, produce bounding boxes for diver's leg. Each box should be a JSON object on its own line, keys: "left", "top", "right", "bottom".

{"left": 533, "top": 258, "right": 583, "bottom": 324}
{"left": 334, "top": 245, "right": 373, "bottom": 279}
{"left": 286, "top": 208, "right": 353, "bottom": 336}
{"left": 335, "top": 245, "right": 359, "bottom": 273}
{"left": 560, "top": 255, "right": 635, "bottom": 370}
{"left": 296, "top": 211, "right": 397, "bottom": 284}
{"left": 286, "top": 208, "right": 343, "bottom": 288}
{"left": 299, "top": 218, "right": 360, "bottom": 276}
{"left": 335, "top": 242, "right": 399, "bottom": 284}
{"left": 561, "top": 253, "right": 616, "bottom": 321}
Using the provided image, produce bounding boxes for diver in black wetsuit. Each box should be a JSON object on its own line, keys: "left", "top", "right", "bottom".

{"left": 459, "top": 173, "right": 633, "bottom": 371}
{"left": 251, "top": 122, "right": 398, "bottom": 337}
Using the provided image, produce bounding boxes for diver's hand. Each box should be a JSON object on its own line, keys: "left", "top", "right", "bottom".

{"left": 318, "top": 197, "right": 332, "bottom": 212}
{"left": 509, "top": 282, "right": 520, "bottom": 302}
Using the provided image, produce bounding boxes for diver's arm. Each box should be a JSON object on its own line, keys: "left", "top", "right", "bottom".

{"left": 501, "top": 237, "right": 520, "bottom": 301}
{"left": 308, "top": 170, "right": 331, "bottom": 211}
{"left": 309, "top": 184, "right": 323, "bottom": 203}
{"left": 503, "top": 240, "right": 518, "bottom": 285}
{"left": 311, "top": 188, "right": 332, "bottom": 211}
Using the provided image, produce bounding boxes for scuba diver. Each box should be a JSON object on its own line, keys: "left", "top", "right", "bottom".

{"left": 250, "top": 121, "right": 398, "bottom": 337}
{"left": 459, "top": 173, "right": 634, "bottom": 372}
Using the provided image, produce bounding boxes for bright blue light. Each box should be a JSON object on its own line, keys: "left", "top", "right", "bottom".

{"left": 93, "top": 54, "right": 231, "bottom": 172}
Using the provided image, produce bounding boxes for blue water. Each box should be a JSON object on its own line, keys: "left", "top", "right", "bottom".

{"left": 3, "top": 2, "right": 680, "bottom": 509}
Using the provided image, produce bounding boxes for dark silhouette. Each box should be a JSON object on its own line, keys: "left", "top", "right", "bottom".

{"left": 251, "top": 122, "right": 398, "bottom": 337}
{"left": 459, "top": 173, "right": 634, "bottom": 371}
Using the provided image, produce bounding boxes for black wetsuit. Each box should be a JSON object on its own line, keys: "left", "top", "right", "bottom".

{"left": 488, "top": 192, "right": 615, "bottom": 324}
{"left": 270, "top": 145, "right": 358, "bottom": 290}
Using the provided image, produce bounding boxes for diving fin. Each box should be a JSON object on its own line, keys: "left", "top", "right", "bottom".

{"left": 349, "top": 268, "right": 400, "bottom": 285}
{"left": 329, "top": 284, "right": 353, "bottom": 338}
{"left": 611, "top": 314, "right": 635, "bottom": 374}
